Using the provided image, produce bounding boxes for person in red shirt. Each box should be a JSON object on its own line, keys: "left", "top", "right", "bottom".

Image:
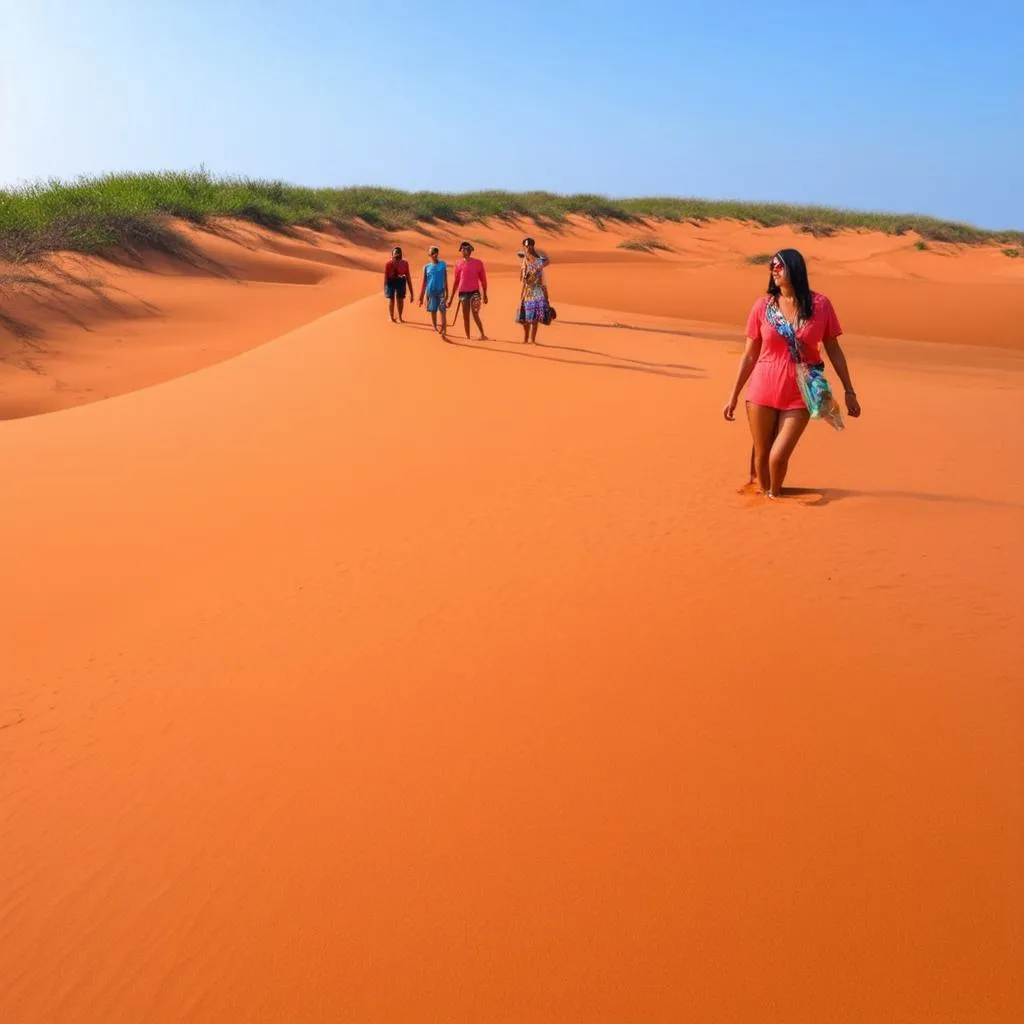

{"left": 451, "top": 241, "right": 488, "bottom": 340}
{"left": 723, "top": 249, "right": 860, "bottom": 497}
{"left": 383, "top": 247, "right": 413, "bottom": 323}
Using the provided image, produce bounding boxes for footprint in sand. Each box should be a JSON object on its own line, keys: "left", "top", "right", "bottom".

{"left": 0, "top": 709, "right": 25, "bottom": 731}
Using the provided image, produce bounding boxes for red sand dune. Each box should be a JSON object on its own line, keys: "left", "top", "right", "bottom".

{"left": 1, "top": 218, "right": 1022, "bottom": 1023}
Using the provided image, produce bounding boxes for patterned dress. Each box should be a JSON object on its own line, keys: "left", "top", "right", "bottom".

{"left": 521, "top": 255, "right": 549, "bottom": 322}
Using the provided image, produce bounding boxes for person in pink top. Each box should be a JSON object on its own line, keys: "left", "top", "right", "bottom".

{"left": 723, "top": 249, "right": 861, "bottom": 497}
{"left": 451, "top": 241, "right": 488, "bottom": 340}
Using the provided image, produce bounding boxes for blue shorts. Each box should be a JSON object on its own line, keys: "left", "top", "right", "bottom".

{"left": 425, "top": 291, "right": 446, "bottom": 313}
{"left": 384, "top": 279, "right": 407, "bottom": 300}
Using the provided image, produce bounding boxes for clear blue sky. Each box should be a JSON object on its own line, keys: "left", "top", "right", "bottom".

{"left": 4, "top": 0, "right": 1022, "bottom": 228}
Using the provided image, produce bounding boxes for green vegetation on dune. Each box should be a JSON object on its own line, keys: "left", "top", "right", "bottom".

{"left": 1, "top": 171, "right": 1021, "bottom": 262}
{"left": 618, "top": 237, "right": 673, "bottom": 253}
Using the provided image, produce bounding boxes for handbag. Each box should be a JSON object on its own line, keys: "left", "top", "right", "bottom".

{"left": 765, "top": 301, "right": 843, "bottom": 431}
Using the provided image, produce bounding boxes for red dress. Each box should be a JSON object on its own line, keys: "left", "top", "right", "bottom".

{"left": 744, "top": 293, "right": 843, "bottom": 411}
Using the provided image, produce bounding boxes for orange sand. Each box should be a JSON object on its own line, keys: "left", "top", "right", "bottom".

{"left": 1, "top": 218, "right": 1022, "bottom": 1023}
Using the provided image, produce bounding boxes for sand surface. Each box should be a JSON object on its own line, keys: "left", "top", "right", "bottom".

{"left": 1, "top": 218, "right": 1022, "bottom": 1022}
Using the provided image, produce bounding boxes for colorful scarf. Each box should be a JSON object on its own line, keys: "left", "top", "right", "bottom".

{"left": 765, "top": 300, "right": 844, "bottom": 431}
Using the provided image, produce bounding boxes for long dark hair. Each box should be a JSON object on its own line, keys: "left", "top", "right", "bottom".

{"left": 767, "top": 248, "right": 814, "bottom": 323}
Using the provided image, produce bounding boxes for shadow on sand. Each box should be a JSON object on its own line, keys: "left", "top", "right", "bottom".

{"left": 533, "top": 339, "right": 701, "bottom": 372}
{"left": 399, "top": 317, "right": 703, "bottom": 379}
{"left": 0, "top": 266, "right": 163, "bottom": 342}
{"left": 440, "top": 333, "right": 704, "bottom": 380}
{"left": 782, "top": 487, "right": 1021, "bottom": 509}
{"left": 559, "top": 318, "right": 741, "bottom": 345}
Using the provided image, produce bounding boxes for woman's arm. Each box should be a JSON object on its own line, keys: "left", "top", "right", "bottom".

{"left": 723, "top": 336, "right": 762, "bottom": 420}
{"left": 823, "top": 338, "right": 861, "bottom": 417}
{"left": 418, "top": 268, "right": 427, "bottom": 303}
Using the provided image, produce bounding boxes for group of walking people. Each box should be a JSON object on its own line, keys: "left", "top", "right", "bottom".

{"left": 383, "top": 237, "right": 554, "bottom": 344}
{"left": 384, "top": 239, "right": 862, "bottom": 498}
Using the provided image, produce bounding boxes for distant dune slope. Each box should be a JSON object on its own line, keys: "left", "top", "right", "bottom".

{"left": 1, "top": 215, "right": 1022, "bottom": 418}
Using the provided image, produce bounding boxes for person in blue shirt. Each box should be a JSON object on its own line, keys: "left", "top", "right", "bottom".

{"left": 418, "top": 246, "right": 451, "bottom": 340}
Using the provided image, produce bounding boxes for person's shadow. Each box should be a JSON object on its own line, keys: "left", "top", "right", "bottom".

{"left": 533, "top": 339, "right": 701, "bottom": 372}
{"left": 782, "top": 487, "right": 1021, "bottom": 508}
{"left": 402, "top": 312, "right": 705, "bottom": 377}
{"left": 440, "top": 334, "right": 704, "bottom": 380}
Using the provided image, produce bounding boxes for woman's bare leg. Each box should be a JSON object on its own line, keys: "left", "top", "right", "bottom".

{"left": 529, "top": 320, "right": 540, "bottom": 343}
{"left": 746, "top": 402, "right": 780, "bottom": 494}
{"left": 459, "top": 299, "right": 472, "bottom": 338}
{"left": 522, "top": 319, "right": 530, "bottom": 343}
{"left": 388, "top": 294, "right": 396, "bottom": 322}
{"left": 748, "top": 417, "right": 780, "bottom": 484}
{"left": 396, "top": 291, "right": 406, "bottom": 323}
{"left": 440, "top": 305, "right": 448, "bottom": 338}
{"left": 768, "top": 410, "right": 811, "bottom": 495}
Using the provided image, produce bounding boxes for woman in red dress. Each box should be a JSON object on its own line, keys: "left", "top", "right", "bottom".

{"left": 723, "top": 249, "right": 861, "bottom": 497}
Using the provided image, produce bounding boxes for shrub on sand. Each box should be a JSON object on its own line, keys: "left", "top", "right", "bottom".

{"left": 618, "top": 237, "right": 672, "bottom": 253}
{"left": 797, "top": 223, "right": 836, "bottom": 238}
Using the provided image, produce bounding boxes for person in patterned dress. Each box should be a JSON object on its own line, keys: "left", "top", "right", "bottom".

{"left": 517, "top": 237, "right": 551, "bottom": 344}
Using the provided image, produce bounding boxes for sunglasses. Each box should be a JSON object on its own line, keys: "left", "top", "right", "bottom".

{"left": 770, "top": 258, "right": 785, "bottom": 272}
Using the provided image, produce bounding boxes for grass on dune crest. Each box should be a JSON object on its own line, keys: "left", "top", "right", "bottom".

{"left": 1, "top": 171, "right": 1021, "bottom": 262}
